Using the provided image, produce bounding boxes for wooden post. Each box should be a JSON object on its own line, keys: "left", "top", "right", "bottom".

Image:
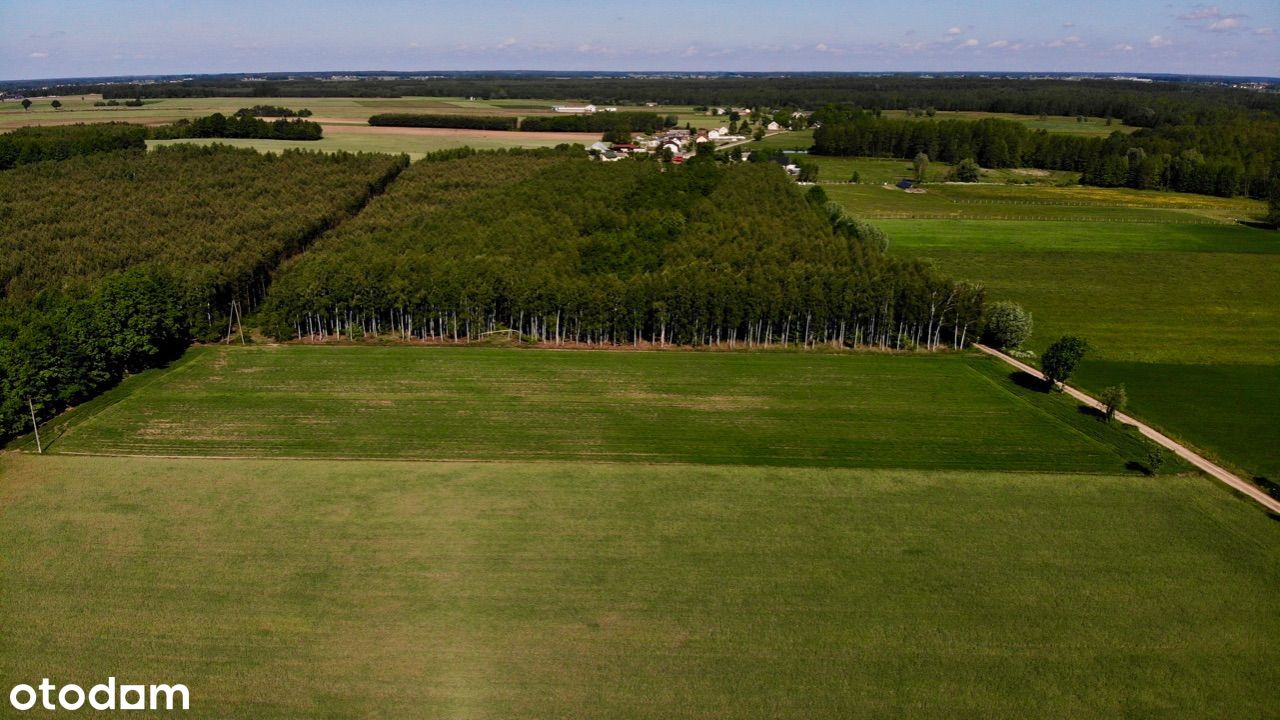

{"left": 27, "top": 397, "right": 42, "bottom": 454}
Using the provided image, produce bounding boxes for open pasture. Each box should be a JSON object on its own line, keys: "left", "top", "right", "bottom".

{"left": 880, "top": 109, "right": 1138, "bottom": 136}
{"left": 148, "top": 128, "right": 594, "bottom": 158}
{"left": 876, "top": 216, "right": 1280, "bottom": 479}
{"left": 801, "top": 155, "right": 1079, "bottom": 186}
{"left": 31, "top": 345, "right": 1160, "bottom": 474}
{"left": 2, "top": 453, "right": 1276, "bottom": 719}
{"left": 827, "top": 184, "right": 1265, "bottom": 223}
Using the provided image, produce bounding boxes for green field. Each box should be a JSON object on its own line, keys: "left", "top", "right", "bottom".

{"left": 2, "top": 453, "right": 1276, "bottom": 719}
{"left": 0, "top": 94, "right": 705, "bottom": 129}
{"left": 828, "top": 184, "right": 1265, "bottom": 223}
{"left": 148, "top": 133, "right": 584, "bottom": 159}
{"left": 869, "top": 209, "right": 1280, "bottom": 480}
{"left": 801, "top": 155, "right": 1080, "bottom": 185}
{"left": 881, "top": 109, "right": 1138, "bottom": 136}
{"left": 27, "top": 346, "right": 1164, "bottom": 474}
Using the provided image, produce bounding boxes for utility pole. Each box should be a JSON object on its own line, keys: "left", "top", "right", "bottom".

{"left": 27, "top": 397, "right": 42, "bottom": 454}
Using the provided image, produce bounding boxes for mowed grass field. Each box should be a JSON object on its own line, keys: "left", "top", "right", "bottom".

{"left": 29, "top": 346, "right": 1163, "bottom": 474}
{"left": 2, "top": 453, "right": 1277, "bottom": 719}
{"left": 880, "top": 109, "right": 1138, "bottom": 136}
{"left": 848, "top": 183, "right": 1280, "bottom": 480}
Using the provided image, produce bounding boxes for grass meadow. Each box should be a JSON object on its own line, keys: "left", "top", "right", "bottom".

{"left": 2, "top": 453, "right": 1277, "bottom": 719}
{"left": 147, "top": 133, "right": 584, "bottom": 158}
{"left": 24, "top": 346, "right": 1165, "bottom": 474}
{"left": 853, "top": 186, "right": 1279, "bottom": 480}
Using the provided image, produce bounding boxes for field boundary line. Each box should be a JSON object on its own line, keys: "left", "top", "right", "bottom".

{"left": 974, "top": 343, "right": 1280, "bottom": 514}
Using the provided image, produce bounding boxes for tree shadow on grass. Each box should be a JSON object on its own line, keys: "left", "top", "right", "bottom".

{"left": 1077, "top": 405, "right": 1107, "bottom": 421}
{"left": 1009, "top": 370, "right": 1051, "bottom": 393}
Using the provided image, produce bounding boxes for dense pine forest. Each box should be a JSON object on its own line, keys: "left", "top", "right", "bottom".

{"left": 811, "top": 109, "right": 1280, "bottom": 198}
{"left": 261, "top": 150, "right": 984, "bottom": 350}
{"left": 0, "top": 123, "right": 147, "bottom": 169}
{"left": 0, "top": 145, "right": 407, "bottom": 436}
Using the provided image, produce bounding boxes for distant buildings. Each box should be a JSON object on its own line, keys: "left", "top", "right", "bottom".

{"left": 552, "top": 104, "right": 618, "bottom": 114}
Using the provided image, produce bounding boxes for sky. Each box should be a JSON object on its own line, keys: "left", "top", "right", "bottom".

{"left": 2, "top": 0, "right": 1278, "bottom": 81}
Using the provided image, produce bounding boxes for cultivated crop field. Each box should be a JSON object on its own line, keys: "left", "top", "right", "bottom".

{"left": 27, "top": 346, "right": 1162, "bottom": 473}
{"left": 3, "top": 450, "right": 1276, "bottom": 719}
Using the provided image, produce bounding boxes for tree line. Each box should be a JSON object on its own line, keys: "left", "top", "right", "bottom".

{"left": 150, "top": 112, "right": 324, "bottom": 141}
{"left": 0, "top": 145, "right": 408, "bottom": 439}
{"left": 811, "top": 109, "right": 1278, "bottom": 198}
{"left": 367, "top": 111, "right": 675, "bottom": 133}
{"left": 75, "top": 75, "right": 1280, "bottom": 127}
{"left": 368, "top": 113, "right": 517, "bottom": 130}
{"left": 0, "top": 123, "right": 147, "bottom": 169}
{"left": 261, "top": 151, "right": 986, "bottom": 353}
{"left": 234, "top": 105, "right": 313, "bottom": 117}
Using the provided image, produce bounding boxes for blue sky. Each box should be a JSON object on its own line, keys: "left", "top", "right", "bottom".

{"left": 3, "top": 0, "right": 1277, "bottom": 81}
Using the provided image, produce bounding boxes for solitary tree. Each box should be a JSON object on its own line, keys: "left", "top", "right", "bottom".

{"left": 1041, "top": 335, "right": 1089, "bottom": 391}
{"left": 21, "top": 98, "right": 32, "bottom": 111}
{"left": 849, "top": 170, "right": 860, "bottom": 184}
{"left": 753, "top": 127, "right": 766, "bottom": 142}
{"left": 913, "top": 152, "right": 930, "bottom": 182}
{"left": 948, "top": 158, "right": 981, "bottom": 183}
{"left": 1144, "top": 443, "right": 1165, "bottom": 476}
{"left": 980, "top": 301, "right": 1032, "bottom": 350}
{"left": 1099, "top": 384, "right": 1127, "bottom": 422}
{"left": 50, "top": 99, "right": 62, "bottom": 110}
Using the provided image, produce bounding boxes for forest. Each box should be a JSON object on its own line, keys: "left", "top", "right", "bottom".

{"left": 76, "top": 75, "right": 1280, "bottom": 127}
{"left": 367, "top": 112, "right": 675, "bottom": 133}
{"left": 150, "top": 113, "right": 324, "bottom": 141}
{"left": 0, "top": 123, "right": 147, "bottom": 169}
{"left": 0, "top": 145, "right": 407, "bottom": 437}
{"left": 261, "top": 150, "right": 984, "bottom": 351}
{"left": 368, "top": 113, "right": 518, "bottom": 130}
{"left": 811, "top": 109, "right": 1280, "bottom": 198}
{"left": 518, "top": 112, "right": 674, "bottom": 133}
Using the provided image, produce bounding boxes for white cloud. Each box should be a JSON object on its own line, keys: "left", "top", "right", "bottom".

{"left": 1179, "top": 5, "right": 1221, "bottom": 20}
{"left": 1047, "top": 35, "right": 1082, "bottom": 47}
{"left": 682, "top": 45, "right": 699, "bottom": 57}
{"left": 496, "top": 37, "right": 516, "bottom": 49}
{"left": 987, "top": 39, "right": 1010, "bottom": 48}
{"left": 28, "top": 51, "right": 48, "bottom": 58}
{"left": 1206, "top": 17, "right": 1241, "bottom": 31}
{"left": 1062, "top": 22, "right": 1076, "bottom": 28}
{"left": 946, "top": 27, "right": 962, "bottom": 35}
{"left": 961, "top": 38, "right": 979, "bottom": 47}
{"left": 1113, "top": 43, "right": 1136, "bottom": 51}
{"left": 1254, "top": 26, "right": 1274, "bottom": 35}
{"left": 1148, "top": 34, "right": 1173, "bottom": 47}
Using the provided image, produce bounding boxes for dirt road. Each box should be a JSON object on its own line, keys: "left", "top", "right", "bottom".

{"left": 975, "top": 343, "right": 1280, "bottom": 514}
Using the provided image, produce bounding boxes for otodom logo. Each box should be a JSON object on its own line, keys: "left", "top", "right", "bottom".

{"left": 8, "top": 678, "right": 189, "bottom": 712}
